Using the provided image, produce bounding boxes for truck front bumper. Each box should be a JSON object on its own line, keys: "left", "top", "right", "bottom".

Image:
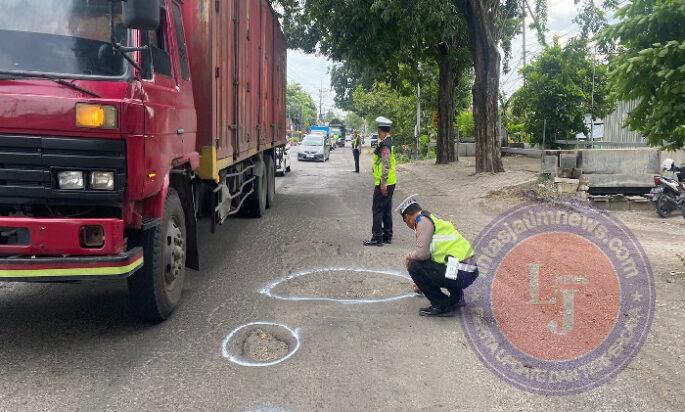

{"left": 0, "top": 247, "right": 144, "bottom": 281}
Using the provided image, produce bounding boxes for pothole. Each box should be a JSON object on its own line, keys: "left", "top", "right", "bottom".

{"left": 222, "top": 322, "right": 300, "bottom": 366}
{"left": 261, "top": 268, "right": 416, "bottom": 304}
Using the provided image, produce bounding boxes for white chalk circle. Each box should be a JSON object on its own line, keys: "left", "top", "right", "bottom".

{"left": 222, "top": 322, "right": 301, "bottom": 367}
{"left": 260, "top": 267, "right": 417, "bottom": 304}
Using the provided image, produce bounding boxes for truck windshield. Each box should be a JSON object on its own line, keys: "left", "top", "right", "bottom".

{"left": 0, "top": 0, "right": 127, "bottom": 78}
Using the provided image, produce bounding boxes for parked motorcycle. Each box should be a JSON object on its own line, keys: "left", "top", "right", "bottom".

{"left": 650, "top": 159, "right": 685, "bottom": 218}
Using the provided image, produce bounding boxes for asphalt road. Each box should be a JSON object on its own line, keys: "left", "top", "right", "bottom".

{"left": 0, "top": 147, "right": 680, "bottom": 411}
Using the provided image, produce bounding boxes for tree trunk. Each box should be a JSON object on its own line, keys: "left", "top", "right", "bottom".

{"left": 466, "top": 0, "right": 505, "bottom": 173}
{"left": 435, "top": 46, "right": 459, "bottom": 165}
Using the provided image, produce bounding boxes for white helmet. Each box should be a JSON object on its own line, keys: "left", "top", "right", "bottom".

{"left": 662, "top": 158, "right": 675, "bottom": 171}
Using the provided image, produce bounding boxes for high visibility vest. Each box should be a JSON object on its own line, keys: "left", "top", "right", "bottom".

{"left": 352, "top": 136, "right": 360, "bottom": 149}
{"left": 373, "top": 141, "right": 396, "bottom": 186}
{"left": 421, "top": 211, "right": 475, "bottom": 264}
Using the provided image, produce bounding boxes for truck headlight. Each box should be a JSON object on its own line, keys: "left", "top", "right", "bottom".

{"left": 57, "top": 171, "right": 84, "bottom": 190}
{"left": 75, "top": 103, "right": 118, "bottom": 129}
{"left": 90, "top": 171, "right": 115, "bottom": 191}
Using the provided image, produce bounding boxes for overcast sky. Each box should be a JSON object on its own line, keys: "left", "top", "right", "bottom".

{"left": 286, "top": 0, "right": 594, "bottom": 111}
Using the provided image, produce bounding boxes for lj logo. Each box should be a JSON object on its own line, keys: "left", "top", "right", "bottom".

{"left": 461, "top": 202, "right": 654, "bottom": 395}
{"left": 528, "top": 263, "right": 578, "bottom": 336}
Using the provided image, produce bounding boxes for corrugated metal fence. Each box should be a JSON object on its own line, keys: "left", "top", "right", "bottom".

{"left": 602, "top": 100, "right": 646, "bottom": 147}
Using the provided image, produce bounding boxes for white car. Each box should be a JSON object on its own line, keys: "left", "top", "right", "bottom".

{"left": 298, "top": 134, "right": 331, "bottom": 162}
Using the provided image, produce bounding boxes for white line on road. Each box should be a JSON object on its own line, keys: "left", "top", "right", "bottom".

{"left": 221, "top": 321, "right": 301, "bottom": 367}
{"left": 260, "top": 267, "right": 417, "bottom": 304}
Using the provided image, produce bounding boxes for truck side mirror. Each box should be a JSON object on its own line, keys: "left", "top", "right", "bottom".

{"left": 123, "top": 0, "right": 161, "bottom": 30}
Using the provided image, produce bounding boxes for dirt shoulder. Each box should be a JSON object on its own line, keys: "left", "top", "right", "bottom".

{"left": 393, "top": 154, "right": 685, "bottom": 408}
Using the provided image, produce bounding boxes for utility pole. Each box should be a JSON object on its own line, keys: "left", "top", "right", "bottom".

{"left": 522, "top": 2, "right": 526, "bottom": 66}
{"left": 319, "top": 80, "right": 324, "bottom": 125}
{"left": 524, "top": 0, "right": 547, "bottom": 47}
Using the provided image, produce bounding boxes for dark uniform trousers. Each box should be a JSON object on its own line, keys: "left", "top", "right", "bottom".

{"left": 371, "top": 184, "right": 395, "bottom": 241}
{"left": 408, "top": 258, "right": 479, "bottom": 309}
{"left": 353, "top": 148, "right": 360, "bottom": 173}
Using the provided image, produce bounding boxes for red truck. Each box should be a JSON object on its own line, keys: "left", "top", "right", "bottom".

{"left": 0, "top": 0, "right": 287, "bottom": 321}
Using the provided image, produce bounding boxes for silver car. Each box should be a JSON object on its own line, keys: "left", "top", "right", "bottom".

{"left": 298, "top": 134, "right": 330, "bottom": 162}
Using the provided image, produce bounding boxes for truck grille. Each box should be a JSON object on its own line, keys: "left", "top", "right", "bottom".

{"left": 0, "top": 135, "right": 126, "bottom": 205}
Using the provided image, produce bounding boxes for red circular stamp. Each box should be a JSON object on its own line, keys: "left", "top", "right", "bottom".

{"left": 461, "top": 201, "right": 654, "bottom": 395}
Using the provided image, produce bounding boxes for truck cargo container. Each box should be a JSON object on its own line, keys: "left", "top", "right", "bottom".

{"left": 0, "top": 0, "right": 287, "bottom": 321}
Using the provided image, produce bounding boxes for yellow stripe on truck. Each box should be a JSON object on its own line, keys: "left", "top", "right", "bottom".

{"left": 0, "top": 256, "right": 144, "bottom": 278}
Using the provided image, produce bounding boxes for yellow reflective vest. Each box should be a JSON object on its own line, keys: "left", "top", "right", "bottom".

{"left": 373, "top": 139, "right": 396, "bottom": 186}
{"left": 421, "top": 211, "right": 475, "bottom": 264}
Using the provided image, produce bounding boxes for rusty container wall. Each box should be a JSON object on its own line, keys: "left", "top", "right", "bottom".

{"left": 184, "top": 0, "right": 286, "bottom": 180}
{"left": 248, "top": 0, "right": 262, "bottom": 154}
{"left": 235, "top": 1, "right": 249, "bottom": 159}
{"left": 259, "top": 1, "right": 274, "bottom": 147}
{"left": 212, "top": 0, "right": 236, "bottom": 160}
{"left": 274, "top": 28, "right": 287, "bottom": 143}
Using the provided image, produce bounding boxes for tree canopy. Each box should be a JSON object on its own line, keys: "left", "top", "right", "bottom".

{"left": 286, "top": 83, "right": 317, "bottom": 132}
{"left": 280, "top": 0, "right": 472, "bottom": 164}
{"left": 511, "top": 38, "right": 610, "bottom": 147}
{"left": 601, "top": 0, "right": 685, "bottom": 149}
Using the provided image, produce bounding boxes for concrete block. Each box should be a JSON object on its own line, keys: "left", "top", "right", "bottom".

{"left": 627, "top": 196, "right": 653, "bottom": 212}
{"left": 560, "top": 153, "right": 578, "bottom": 170}
{"left": 555, "top": 178, "right": 580, "bottom": 195}
{"left": 591, "top": 196, "right": 610, "bottom": 210}
{"left": 542, "top": 155, "right": 557, "bottom": 174}
{"left": 554, "top": 177, "right": 579, "bottom": 184}
{"left": 660, "top": 150, "right": 685, "bottom": 168}
{"left": 579, "top": 149, "right": 659, "bottom": 175}
{"left": 458, "top": 142, "right": 476, "bottom": 157}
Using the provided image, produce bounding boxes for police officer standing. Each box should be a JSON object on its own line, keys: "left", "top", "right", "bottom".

{"left": 363, "top": 117, "right": 396, "bottom": 247}
{"left": 351, "top": 130, "right": 361, "bottom": 173}
{"left": 397, "top": 195, "right": 479, "bottom": 317}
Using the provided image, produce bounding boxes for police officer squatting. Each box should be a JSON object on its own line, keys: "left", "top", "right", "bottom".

{"left": 363, "top": 116, "right": 396, "bottom": 247}
{"left": 398, "top": 195, "right": 480, "bottom": 317}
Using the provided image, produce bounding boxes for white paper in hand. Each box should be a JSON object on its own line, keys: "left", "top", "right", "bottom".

{"left": 445, "top": 256, "right": 459, "bottom": 280}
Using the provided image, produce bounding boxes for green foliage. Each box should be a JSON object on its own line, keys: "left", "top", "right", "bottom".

{"left": 286, "top": 83, "right": 317, "bottom": 132}
{"left": 352, "top": 82, "right": 415, "bottom": 145}
{"left": 512, "top": 38, "right": 610, "bottom": 147}
{"left": 345, "top": 111, "right": 365, "bottom": 131}
{"left": 601, "top": 0, "right": 685, "bottom": 149}
{"left": 456, "top": 111, "right": 475, "bottom": 138}
{"left": 323, "top": 110, "right": 338, "bottom": 124}
{"left": 419, "top": 134, "right": 435, "bottom": 159}
{"left": 573, "top": 0, "right": 618, "bottom": 44}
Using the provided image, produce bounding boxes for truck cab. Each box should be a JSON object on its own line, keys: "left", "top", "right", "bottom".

{"left": 0, "top": 0, "right": 288, "bottom": 322}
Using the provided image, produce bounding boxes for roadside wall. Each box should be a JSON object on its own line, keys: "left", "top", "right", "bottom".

{"left": 551, "top": 148, "right": 685, "bottom": 188}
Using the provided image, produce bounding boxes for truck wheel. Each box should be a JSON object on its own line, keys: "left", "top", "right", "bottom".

{"left": 241, "top": 160, "right": 267, "bottom": 218}
{"left": 128, "top": 188, "right": 186, "bottom": 322}
{"left": 265, "top": 153, "right": 276, "bottom": 209}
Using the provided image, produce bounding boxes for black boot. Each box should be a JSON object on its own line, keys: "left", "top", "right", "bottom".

{"left": 418, "top": 306, "right": 454, "bottom": 317}
{"left": 363, "top": 239, "right": 384, "bottom": 247}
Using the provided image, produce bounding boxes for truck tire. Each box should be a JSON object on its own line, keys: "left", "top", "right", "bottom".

{"left": 241, "top": 159, "right": 267, "bottom": 218}
{"left": 265, "top": 153, "right": 276, "bottom": 209}
{"left": 128, "top": 188, "right": 186, "bottom": 322}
